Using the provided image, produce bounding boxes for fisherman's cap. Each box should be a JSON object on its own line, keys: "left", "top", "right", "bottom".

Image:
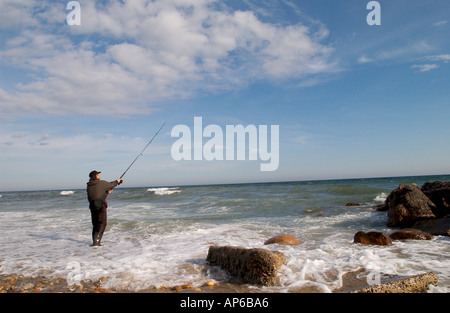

{"left": 89, "top": 170, "right": 101, "bottom": 178}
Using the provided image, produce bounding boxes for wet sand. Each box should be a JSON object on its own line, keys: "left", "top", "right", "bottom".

{"left": 0, "top": 273, "right": 257, "bottom": 293}
{"left": 0, "top": 269, "right": 438, "bottom": 293}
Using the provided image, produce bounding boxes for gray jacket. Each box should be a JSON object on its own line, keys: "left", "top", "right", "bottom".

{"left": 87, "top": 179, "right": 119, "bottom": 203}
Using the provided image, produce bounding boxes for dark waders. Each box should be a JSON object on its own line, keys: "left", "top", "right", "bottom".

{"left": 89, "top": 200, "right": 107, "bottom": 246}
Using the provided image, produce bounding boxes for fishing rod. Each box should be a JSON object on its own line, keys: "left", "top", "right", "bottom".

{"left": 118, "top": 121, "right": 166, "bottom": 184}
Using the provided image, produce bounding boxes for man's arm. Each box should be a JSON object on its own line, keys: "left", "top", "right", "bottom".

{"left": 103, "top": 179, "right": 123, "bottom": 194}
{"left": 105, "top": 181, "right": 116, "bottom": 190}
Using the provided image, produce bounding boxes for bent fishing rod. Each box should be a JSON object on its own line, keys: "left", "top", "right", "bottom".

{"left": 118, "top": 121, "right": 166, "bottom": 184}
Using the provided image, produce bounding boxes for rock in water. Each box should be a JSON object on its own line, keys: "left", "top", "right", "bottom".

{"left": 410, "top": 218, "right": 450, "bottom": 236}
{"left": 353, "top": 231, "right": 392, "bottom": 246}
{"left": 206, "top": 246, "right": 286, "bottom": 286}
{"left": 264, "top": 234, "right": 300, "bottom": 245}
{"left": 421, "top": 181, "right": 450, "bottom": 218}
{"left": 350, "top": 272, "right": 438, "bottom": 293}
{"left": 386, "top": 184, "right": 436, "bottom": 227}
{"left": 389, "top": 229, "right": 433, "bottom": 240}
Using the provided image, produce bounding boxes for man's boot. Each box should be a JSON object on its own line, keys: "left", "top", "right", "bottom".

{"left": 92, "top": 232, "right": 103, "bottom": 246}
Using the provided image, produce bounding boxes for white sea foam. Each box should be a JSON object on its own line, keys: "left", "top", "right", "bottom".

{"left": 1, "top": 181, "right": 449, "bottom": 293}
{"left": 1, "top": 203, "right": 448, "bottom": 293}
{"left": 60, "top": 190, "right": 75, "bottom": 196}
{"left": 147, "top": 187, "right": 180, "bottom": 195}
{"left": 373, "top": 192, "right": 387, "bottom": 202}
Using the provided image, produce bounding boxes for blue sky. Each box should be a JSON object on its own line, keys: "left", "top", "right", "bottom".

{"left": 1, "top": 0, "right": 449, "bottom": 191}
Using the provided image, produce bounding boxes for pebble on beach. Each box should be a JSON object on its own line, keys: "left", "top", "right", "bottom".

{"left": 0, "top": 273, "right": 116, "bottom": 293}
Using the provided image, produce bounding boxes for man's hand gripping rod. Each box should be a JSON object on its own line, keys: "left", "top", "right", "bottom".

{"left": 118, "top": 121, "right": 166, "bottom": 184}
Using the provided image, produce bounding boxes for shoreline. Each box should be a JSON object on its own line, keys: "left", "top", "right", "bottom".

{"left": 1, "top": 176, "right": 447, "bottom": 295}
{"left": 0, "top": 273, "right": 257, "bottom": 294}
{"left": 0, "top": 269, "right": 438, "bottom": 293}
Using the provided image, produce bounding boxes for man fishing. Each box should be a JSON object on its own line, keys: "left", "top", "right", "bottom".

{"left": 85, "top": 122, "right": 165, "bottom": 247}
{"left": 87, "top": 170, "right": 123, "bottom": 246}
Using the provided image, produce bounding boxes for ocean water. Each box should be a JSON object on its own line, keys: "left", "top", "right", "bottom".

{"left": 0, "top": 175, "right": 449, "bottom": 293}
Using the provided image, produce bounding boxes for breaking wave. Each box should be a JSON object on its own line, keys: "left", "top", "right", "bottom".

{"left": 59, "top": 190, "right": 75, "bottom": 196}
{"left": 373, "top": 192, "right": 387, "bottom": 202}
{"left": 147, "top": 187, "right": 181, "bottom": 196}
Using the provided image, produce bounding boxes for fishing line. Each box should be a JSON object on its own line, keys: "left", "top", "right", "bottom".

{"left": 118, "top": 121, "right": 166, "bottom": 183}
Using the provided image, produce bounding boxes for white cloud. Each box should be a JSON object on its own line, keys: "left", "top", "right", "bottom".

{"left": 378, "top": 41, "right": 433, "bottom": 61}
{"left": 424, "top": 54, "right": 450, "bottom": 62}
{"left": 0, "top": 0, "right": 336, "bottom": 117}
{"left": 433, "top": 20, "right": 448, "bottom": 27}
{"left": 411, "top": 64, "right": 439, "bottom": 72}
{"left": 410, "top": 54, "right": 450, "bottom": 72}
{"left": 0, "top": 0, "right": 42, "bottom": 29}
{"left": 357, "top": 56, "right": 372, "bottom": 64}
